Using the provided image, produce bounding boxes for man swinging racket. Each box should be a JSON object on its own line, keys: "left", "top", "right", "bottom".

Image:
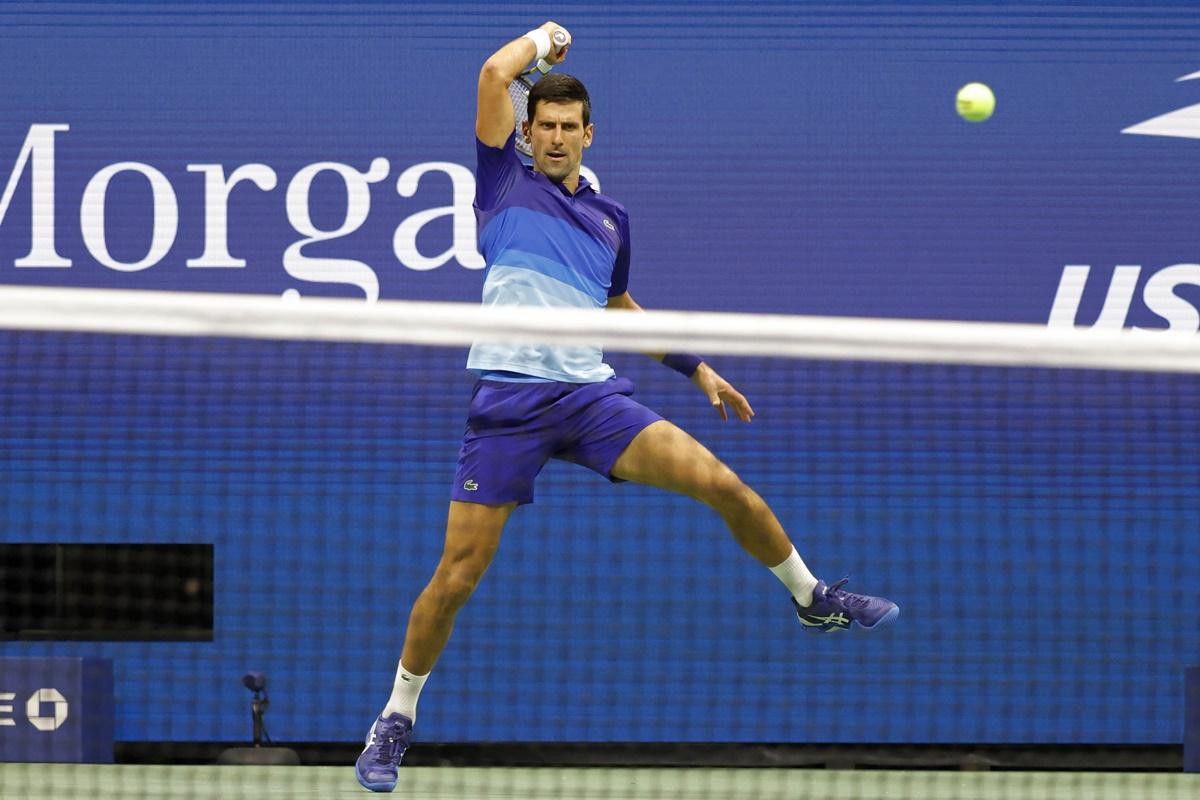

{"left": 355, "top": 22, "right": 899, "bottom": 793}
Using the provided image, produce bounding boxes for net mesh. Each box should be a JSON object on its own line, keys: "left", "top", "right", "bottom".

{"left": 1, "top": 289, "right": 1197, "bottom": 799}
{"left": 508, "top": 77, "right": 533, "bottom": 156}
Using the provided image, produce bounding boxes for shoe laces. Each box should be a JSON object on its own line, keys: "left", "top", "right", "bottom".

{"left": 826, "top": 578, "right": 869, "bottom": 609}
{"left": 372, "top": 720, "right": 408, "bottom": 765}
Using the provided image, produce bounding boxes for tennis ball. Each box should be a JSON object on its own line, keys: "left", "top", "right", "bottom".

{"left": 956, "top": 82, "right": 995, "bottom": 122}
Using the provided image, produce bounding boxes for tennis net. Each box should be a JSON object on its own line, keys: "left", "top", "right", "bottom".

{"left": 1, "top": 286, "right": 1197, "bottom": 800}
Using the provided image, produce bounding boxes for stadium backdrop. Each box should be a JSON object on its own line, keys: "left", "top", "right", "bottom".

{"left": 1, "top": 2, "right": 1197, "bottom": 745}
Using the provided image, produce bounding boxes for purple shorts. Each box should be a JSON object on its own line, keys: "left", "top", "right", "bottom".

{"left": 451, "top": 377, "right": 663, "bottom": 506}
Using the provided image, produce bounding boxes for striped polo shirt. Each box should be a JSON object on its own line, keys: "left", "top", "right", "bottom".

{"left": 467, "top": 132, "right": 631, "bottom": 383}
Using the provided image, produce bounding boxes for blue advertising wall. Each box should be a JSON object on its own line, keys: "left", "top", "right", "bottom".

{"left": 1, "top": 3, "right": 1198, "bottom": 745}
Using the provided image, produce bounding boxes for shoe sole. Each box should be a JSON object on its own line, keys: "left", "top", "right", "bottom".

{"left": 355, "top": 774, "right": 397, "bottom": 792}
{"left": 860, "top": 605, "right": 900, "bottom": 630}
{"left": 355, "top": 757, "right": 398, "bottom": 793}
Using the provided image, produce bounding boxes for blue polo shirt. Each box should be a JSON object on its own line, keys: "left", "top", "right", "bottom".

{"left": 467, "top": 132, "right": 631, "bottom": 383}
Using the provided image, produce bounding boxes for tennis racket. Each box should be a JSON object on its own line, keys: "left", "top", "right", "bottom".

{"left": 508, "top": 29, "right": 570, "bottom": 156}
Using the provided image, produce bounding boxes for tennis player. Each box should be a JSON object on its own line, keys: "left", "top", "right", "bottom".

{"left": 356, "top": 22, "right": 898, "bottom": 792}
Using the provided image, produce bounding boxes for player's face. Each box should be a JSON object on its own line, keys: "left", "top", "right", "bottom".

{"left": 524, "top": 100, "right": 593, "bottom": 185}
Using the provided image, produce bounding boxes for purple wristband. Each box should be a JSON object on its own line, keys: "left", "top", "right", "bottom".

{"left": 662, "top": 353, "right": 703, "bottom": 378}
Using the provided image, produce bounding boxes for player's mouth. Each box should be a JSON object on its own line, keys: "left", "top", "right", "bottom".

{"left": 546, "top": 151, "right": 567, "bottom": 162}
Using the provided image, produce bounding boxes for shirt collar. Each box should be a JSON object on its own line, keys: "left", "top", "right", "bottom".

{"left": 527, "top": 165, "right": 594, "bottom": 197}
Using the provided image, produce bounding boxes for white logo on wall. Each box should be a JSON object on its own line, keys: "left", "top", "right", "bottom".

{"left": 1049, "top": 263, "right": 1200, "bottom": 332}
{"left": 0, "top": 125, "right": 602, "bottom": 302}
{"left": 1122, "top": 69, "right": 1200, "bottom": 140}
{"left": 1047, "top": 69, "right": 1200, "bottom": 332}
{"left": 0, "top": 688, "right": 69, "bottom": 731}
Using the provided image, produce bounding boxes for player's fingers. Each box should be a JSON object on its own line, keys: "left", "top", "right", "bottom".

{"left": 725, "top": 388, "right": 754, "bottom": 422}
{"left": 703, "top": 385, "right": 727, "bottom": 421}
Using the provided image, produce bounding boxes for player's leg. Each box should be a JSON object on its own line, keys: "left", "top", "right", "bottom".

{"left": 400, "top": 499, "right": 515, "bottom": 676}
{"left": 357, "top": 378, "right": 560, "bottom": 792}
{"left": 610, "top": 419, "right": 793, "bottom": 567}
{"left": 356, "top": 500, "right": 513, "bottom": 792}
{"left": 610, "top": 419, "right": 898, "bottom": 632}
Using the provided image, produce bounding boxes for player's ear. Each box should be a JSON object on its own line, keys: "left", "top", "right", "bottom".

{"left": 521, "top": 120, "right": 531, "bottom": 145}
{"left": 583, "top": 123, "right": 593, "bottom": 148}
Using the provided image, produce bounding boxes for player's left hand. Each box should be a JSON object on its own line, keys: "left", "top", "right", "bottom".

{"left": 691, "top": 363, "right": 754, "bottom": 422}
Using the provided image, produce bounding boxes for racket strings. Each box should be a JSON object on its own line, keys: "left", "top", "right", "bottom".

{"left": 509, "top": 77, "right": 533, "bottom": 156}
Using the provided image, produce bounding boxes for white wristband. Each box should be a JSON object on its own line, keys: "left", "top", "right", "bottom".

{"left": 523, "top": 29, "right": 552, "bottom": 61}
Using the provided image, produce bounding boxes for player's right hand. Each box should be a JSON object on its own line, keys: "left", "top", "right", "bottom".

{"left": 539, "top": 21, "right": 571, "bottom": 64}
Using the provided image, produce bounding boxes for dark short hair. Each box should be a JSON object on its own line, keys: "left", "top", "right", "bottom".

{"left": 528, "top": 73, "right": 591, "bottom": 126}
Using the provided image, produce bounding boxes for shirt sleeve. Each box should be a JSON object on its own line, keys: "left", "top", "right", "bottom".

{"left": 608, "top": 207, "right": 631, "bottom": 297}
{"left": 475, "top": 131, "right": 523, "bottom": 211}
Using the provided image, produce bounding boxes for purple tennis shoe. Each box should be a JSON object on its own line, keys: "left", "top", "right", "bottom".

{"left": 793, "top": 578, "right": 899, "bottom": 632}
{"left": 355, "top": 712, "right": 412, "bottom": 792}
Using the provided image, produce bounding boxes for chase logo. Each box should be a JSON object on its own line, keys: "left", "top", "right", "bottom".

{"left": 0, "top": 688, "right": 69, "bottom": 731}
{"left": 1122, "top": 69, "right": 1200, "bottom": 139}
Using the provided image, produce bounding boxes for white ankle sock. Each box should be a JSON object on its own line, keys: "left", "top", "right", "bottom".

{"left": 769, "top": 547, "right": 818, "bottom": 607}
{"left": 382, "top": 661, "right": 428, "bottom": 723}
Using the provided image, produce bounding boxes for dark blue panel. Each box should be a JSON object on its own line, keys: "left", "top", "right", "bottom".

{"left": 0, "top": 657, "right": 114, "bottom": 762}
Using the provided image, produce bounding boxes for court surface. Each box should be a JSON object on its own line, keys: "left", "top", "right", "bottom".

{"left": 1, "top": 764, "right": 1196, "bottom": 800}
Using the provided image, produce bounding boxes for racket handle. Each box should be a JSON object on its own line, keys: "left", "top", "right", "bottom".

{"left": 536, "top": 58, "right": 553, "bottom": 74}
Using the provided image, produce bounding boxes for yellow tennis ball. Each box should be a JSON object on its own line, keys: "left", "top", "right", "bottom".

{"left": 956, "top": 82, "right": 995, "bottom": 122}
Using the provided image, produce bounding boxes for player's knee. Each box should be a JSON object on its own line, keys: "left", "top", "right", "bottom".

{"left": 443, "top": 575, "right": 479, "bottom": 609}
{"left": 433, "top": 557, "right": 489, "bottom": 609}
{"left": 433, "top": 572, "right": 478, "bottom": 611}
{"left": 703, "top": 467, "right": 754, "bottom": 512}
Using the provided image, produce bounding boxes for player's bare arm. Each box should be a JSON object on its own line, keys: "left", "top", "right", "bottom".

{"left": 477, "top": 21, "right": 572, "bottom": 147}
{"left": 607, "top": 291, "right": 755, "bottom": 422}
